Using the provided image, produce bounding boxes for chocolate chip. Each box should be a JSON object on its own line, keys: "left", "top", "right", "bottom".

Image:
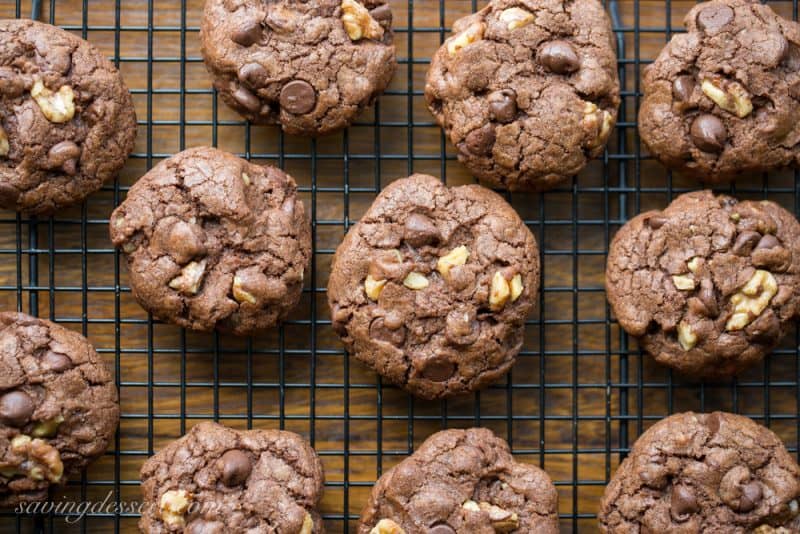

{"left": 279, "top": 80, "right": 316, "bottom": 115}
{"left": 0, "top": 183, "right": 20, "bottom": 207}
{"left": 755, "top": 234, "right": 780, "bottom": 250}
{"left": 646, "top": 215, "right": 668, "bottom": 230}
{"left": 673, "top": 75, "right": 695, "bottom": 102}
{"left": 445, "top": 309, "right": 479, "bottom": 346}
{"left": 538, "top": 40, "right": 580, "bottom": 74}
{"left": 487, "top": 89, "right": 517, "bottom": 123}
{"left": 739, "top": 481, "right": 763, "bottom": 512}
{"left": 422, "top": 359, "right": 455, "bottom": 382}
{"left": 369, "top": 4, "right": 392, "bottom": 24}
{"left": 42, "top": 351, "right": 72, "bottom": 372}
{"left": 383, "top": 310, "right": 404, "bottom": 330}
{"left": 429, "top": 524, "right": 456, "bottom": 534}
{"left": 697, "top": 4, "right": 734, "bottom": 32}
{"left": 698, "top": 278, "right": 719, "bottom": 318}
{"left": 62, "top": 159, "right": 77, "bottom": 176}
{"left": 638, "top": 463, "right": 668, "bottom": 489}
{"left": 231, "top": 20, "right": 262, "bottom": 47}
{"left": 705, "top": 412, "right": 721, "bottom": 436}
{"left": 670, "top": 485, "right": 699, "bottom": 521}
{"left": 369, "top": 250, "right": 407, "bottom": 280}
{"left": 167, "top": 220, "right": 206, "bottom": 265}
{"left": 238, "top": 63, "right": 268, "bottom": 89}
{"left": 48, "top": 140, "right": 81, "bottom": 173}
{"left": 732, "top": 230, "right": 762, "bottom": 256}
{"left": 690, "top": 114, "right": 727, "bottom": 152}
{"left": 403, "top": 213, "right": 440, "bottom": 247}
{"left": 219, "top": 449, "right": 251, "bottom": 486}
{"left": 0, "top": 390, "right": 34, "bottom": 427}
{"left": 369, "top": 317, "right": 406, "bottom": 347}
{"left": 464, "top": 123, "right": 496, "bottom": 156}
{"left": 232, "top": 85, "right": 262, "bottom": 113}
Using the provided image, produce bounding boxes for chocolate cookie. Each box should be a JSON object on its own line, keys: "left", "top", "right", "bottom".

{"left": 200, "top": 0, "right": 396, "bottom": 137}
{"left": 110, "top": 147, "right": 311, "bottom": 335}
{"left": 425, "top": 0, "right": 620, "bottom": 192}
{"left": 606, "top": 191, "right": 800, "bottom": 378}
{"left": 639, "top": 0, "right": 800, "bottom": 182}
{"left": 0, "top": 19, "right": 136, "bottom": 214}
{"left": 0, "top": 312, "right": 119, "bottom": 506}
{"left": 599, "top": 412, "right": 800, "bottom": 532}
{"left": 139, "top": 422, "right": 325, "bottom": 533}
{"left": 328, "top": 174, "right": 539, "bottom": 399}
{"left": 358, "top": 428, "right": 559, "bottom": 533}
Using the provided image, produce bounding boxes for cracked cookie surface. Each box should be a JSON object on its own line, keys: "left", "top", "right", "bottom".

{"left": 358, "top": 428, "right": 558, "bottom": 534}
{"left": 599, "top": 412, "right": 800, "bottom": 533}
{"left": 110, "top": 146, "right": 311, "bottom": 336}
{"left": 0, "top": 312, "right": 119, "bottom": 506}
{"left": 327, "top": 174, "right": 539, "bottom": 399}
{"left": 0, "top": 19, "right": 136, "bottom": 214}
{"left": 639, "top": 0, "right": 800, "bottom": 182}
{"left": 139, "top": 422, "right": 325, "bottom": 533}
{"left": 606, "top": 190, "right": 800, "bottom": 378}
{"left": 200, "top": 0, "right": 396, "bottom": 137}
{"left": 424, "top": 0, "right": 620, "bottom": 192}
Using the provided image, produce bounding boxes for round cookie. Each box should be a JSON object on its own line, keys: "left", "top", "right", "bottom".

{"left": 200, "top": 0, "right": 396, "bottom": 136}
{"left": 0, "top": 312, "right": 119, "bottom": 506}
{"left": 110, "top": 147, "right": 311, "bottom": 335}
{"left": 599, "top": 412, "right": 800, "bottom": 532}
{"left": 639, "top": 0, "right": 800, "bottom": 182}
{"left": 606, "top": 191, "right": 800, "bottom": 378}
{"left": 0, "top": 19, "right": 137, "bottom": 214}
{"left": 327, "top": 174, "right": 539, "bottom": 399}
{"left": 139, "top": 422, "right": 325, "bottom": 533}
{"left": 358, "top": 428, "right": 559, "bottom": 533}
{"left": 425, "top": 0, "right": 620, "bottom": 192}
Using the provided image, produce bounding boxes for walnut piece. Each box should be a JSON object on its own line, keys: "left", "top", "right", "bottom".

{"left": 701, "top": 78, "right": 753, "bottom": 118}
{"left": 479, "top": 501, "right": 520, "bottom": 533}
{"left": 341, "top": 0, "right": 384, "bottom": 41}
{"left": 510, "top": 273, "right": 523, "bottom": 302}
{"left": 160, "top": 489, "right": 192, "bottom": 527}
{"left": 753, "top": 527, "right": 791, "bottom": 534}
{"left": 582, "top": 102, "right": 613, "bottom": 148}
{"left": 0, "top": 125, "right": 8, "bottom": 157}
{"left": 436, "top": 245, "right": 469, "bottom": 279}
{"left": 687, "top": 257, "right": 701, "bottom": 274}
{"left": 31, "top": 415, "right": 64, "bottom": 438}
{"left": 370, "top": 518, "right": 406, "bottom": 534}
{"left": 168, "top": 259, "right": 207, "bottom": 295}
{"left": 677, "top": 321, "right": 697, "bottom": 351}
{"left": 489, "top": 271, "right": 511, "bottom": 311}
{"left": 241, "top": 172, "right": 250, "bottom": 186}
{"left": 300, "top": 512, "right": 314, "bottom": 534}
{"left": 403, "top": 272, "right": 429, "bottom": 290}
{"left": 499, "top": 7, "right": 533, "bottom": 30}
{"left": 232, "top": 275, "right": 257, "bottom": 304}
{"left": 672, "top": 275, "right": 696, "bottom": 291}
{"left": 10, "top": 435, "right": 63, "bottom": 483}
{"left": 31, "top": 80, "right": 76, "bottom": 123}
{"left": 725, "top": 269, "right": 777, "bottom": 331}
{"left": 364, "top": 274, "right": 387, "bottom": 300}
{"left": 447, "top": 22, "right": 485, "bottom": 56}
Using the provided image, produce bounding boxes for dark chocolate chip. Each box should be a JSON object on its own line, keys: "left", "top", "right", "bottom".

{"left": 369, "top": 317, "right": 406, "bottom": 347}
{"left": 464, "top": 123, "right": 496, "bottom": 156}
{"left": 705, "top": 412, "right": 721, "bottom": 436}
{"left": 42, "top": 351, "right": 72, "bottom": 372}
{"left": 732, "top": 230, "right": 762, "bottom": 256}
{"left": 487, "top": 89, "right": 517, "bottom": 123}
{"left": 369, "top": 4, "right": 393, "bottom": 24}
{"left": 422, "top": 359, "right": 455, "bottom": 382}
{"left": 698, "top": 278, "right": 719, "bottom": 318}
{"left": 219, "top": 449, "right": 252, "bottom": 487}
{"left": 238, "top": 63, "right": 268, "bottom": 88}
{"left": 48, "top": 140, "right": 81, "bottom": 168}
{"left": 368, "top": 250, "right": 407, "bottom": 280}
{"left": 445, "top": 310, "right": 479, "bottom": 346}
{"left": 673, "top": 75, "right": 695, "bottom": 102}
{"left": 0, "top": 390, "right": 34, "bottom": 427}
{"left": 647, "top": 215, "right": 668, "bottom": 230}
{"left": 696, "top": 4, "right": 734, "bottom": 32}
{"left": 739, "top": 481, "right": 763, "bottom": 512}
{"left": 232, "top": 86, "right": 262, "bottom": 113}
{"left": 403, "top": 213, "right": 440, "bottom": 247}
{"left": 429, "top": 524, "right": 456, "bottom": 534}
{"left": 755, "top": 234, "right": 780, "bottom": 250}
{"left": 538, "top": 40, "right": 580, "bottom": 74}
{"left": 279, "top": 80, "right": 316, "bottom": 115}
{"left": 231, "top": 20, "right": 262, "bottom": 47}
{"left": 61, "top": 159, "right": 77, "bottom": 176}
{"left": 690, "top": 114, "right": 727, "bottom": 152}
{"left": 670, "top": 485, "right": 699, "bottom": 521}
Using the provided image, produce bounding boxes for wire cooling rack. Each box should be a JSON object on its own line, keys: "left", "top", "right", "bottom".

{"left": 1, "top": 0, "right": 799, "bottom": 532}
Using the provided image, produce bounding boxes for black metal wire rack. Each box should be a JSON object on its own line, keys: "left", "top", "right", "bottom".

{"left": 1, "top": 0, "right": 799, "bottom": 532}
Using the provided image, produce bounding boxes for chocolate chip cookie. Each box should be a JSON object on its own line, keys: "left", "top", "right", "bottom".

{"left": 328, "top": 174, "right": 539, "bottom": 399}
{"left": 200, "top": 0, "right": 396, "bottom": 137}
{"left": 0, "top": 19, "right": 137, "bottom": 214}
{"left": 0, "top": 312, "right": 119, "bottom": 506}
{"left": 599, "top": 412, "right": 800, "bottom": 532}
{"left": 358, "top": 427, "right": 558, "bottom": 534}
{"left": 139, "top": 422, "right": 325, "bottom": 533}
{"left": 110, "top": 147, "right": 311, "bottom": 335}
{"left": 639, "top": 0, "right": 800, "bottom": 182}
{"left": 606, "top": 191, "right": 800, "bottom": 378}
{"left": 425, "top": 0, "right": 620, "bottom": 192}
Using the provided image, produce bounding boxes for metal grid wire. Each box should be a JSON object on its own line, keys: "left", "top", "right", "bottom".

{"left": 0, "top": 0, "right": 799, "bottom": 532}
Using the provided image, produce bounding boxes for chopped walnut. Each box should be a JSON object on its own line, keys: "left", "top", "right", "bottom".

{"left": 168, "top": 259, "right": 207, "bottom": 295}
{"left": 31, "top": 415, "right": 64, "bottom": 438}
{"left": 31, "top": 80, "right": 76, "bottom": 123}
{"left": 672, "top": 275, "right": 696, "bottom": 291}
{"left": 510, "top": 273, "right": 523, "bottom": 302}
{"left": 725, "top": 270, "right": 778, "bottom": 331}
{"left": 0, "top": 125, "right": 8, "bottom": 157}
{"left": 447, "top": 22, "right": 485, "bottom": 56}
{"left": 701, "top": 78, "right": 753, "bottom": 118}
{"left": 159, "top": 489, "right": 192, "bottom": 527}
{"left": 300, "top": 512, "right": 314, "bottom": 534}
{"left": 499, "top": 7, "right": 533, "bottom": 30}
{"left": 677, "top": 321, "right": 697, "bottom": 351}
{"left": 341, "top": 0, "right": 384, "bottom": 41}
{"left": 232, "top": 275, "right": 257, "bottom": 304}
{"left": 365, "top": 274, "right": 387, "bottom": 300}
{"left": 403, "top": 272, "right": 429, "bottom": 290}
{"left": 437, "top": 245, "right": 469, "bottom": 279}
{"left": 489, "top": 271, "right": 511, "bottom": 311}
{"left": 479, "top": 501, "right": 520, "bottom": 532}
{"left": 370, "top": 518, "right": 406, "bottom": 534}
{"left": 10, "top": 435, "right": 63, "bottom": 483}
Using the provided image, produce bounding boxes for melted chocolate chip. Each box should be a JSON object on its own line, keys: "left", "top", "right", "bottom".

{"left": 48, "top": 140, "right": 81, "bottom": 169}
{"left": 279, "top": 80, "right": 316, "bottom": 115}
{"left": 238, "top": 63, "right": 268, "bottom": 88}
{"left": 369, "top": 317, "right": 406, "bottom": 347}
{"left": 42, "top": 351, "right": 72, "bottom": 372}
{"left": 429, "top": 524, "right": 456, "bottom": 534}
{"left": 696, "top": 4, "right": 734, "bottom": 32}
{"left": 647, "top": 215, "right": 668, "bottom": 230}
{"left": 538, "top": 40, "right": 580, "bottom": 74}
{"left": 232, "top": 85, "right": 262, "bottom": 112}
{"left": 219, "top": 449, "right": 252, "bottom": 487}
{"left": 739, "top": 481, "right": 763, "bottom": 512}
{"left": 690, "top": 114, "right": 727, "bottom": 152}
{"left": 403, "top": 213, "right": 440, "bottom": 247}
{"left": 673, "top": 75, "right": 695, "bottom": 102}
{"left": 487, "top": 89, "right": 517, "bottom": 123}
{"left": 464, "top": 123, "right": 496, "bottom": 156}
{"left": 0, "top": 390, "right": 34, "bottom": 427}
{"left": 422, "top": 359, "right": 455, "bottom": 382}
{"left": 670, "top": 485, "right": 699, "bottom": 521}
{"left": 231, "top": 20, "right": 263, "bottom": 47}
{"left": 732, "top": 231, "right": 762, "bottom": 256}
{"left": 370, "top": 4, "right": 392, "bottom": 24}
{"left": 755, "top": 234, "right": 780, "bottom": 250}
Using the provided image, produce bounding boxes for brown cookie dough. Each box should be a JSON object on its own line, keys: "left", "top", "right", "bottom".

{"left": 358, "top": 428, "right": 559, "bottom": 533}
{"left": 0, "top": 312, "right": 119, "bottom": 506}
{"left": 0, "top": 19, "right": 137, "bottom": 214}
{"left": 425, "top": 0, "right": 620, "bottom": 192}
{"left": 139, "top": 422, "right": 325, "bottom": 533}
{"left": 110, "top": 147, "right": 311, "bottom": 335}
{"left": 327, "top": 174, "right": 539, "bottom": 399}
{"left": 200, "top": 0, "right": 396, "bottom": 137}
{"left": 606, "top": 191, "right": 800, "bottom": 378}
{"left": 599, "top": 412, "right": 800, "bottom": 533}
{"left": 639, "top": 0, "right": 800, "bottom": 182}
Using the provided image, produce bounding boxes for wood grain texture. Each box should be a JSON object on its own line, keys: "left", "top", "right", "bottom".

{"left": 0, "top": 1, "right": 798, "bottom": 533}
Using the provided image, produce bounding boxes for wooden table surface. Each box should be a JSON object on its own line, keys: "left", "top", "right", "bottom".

{"left": 0, "top": 1, "right": 799, "bottom": 532}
